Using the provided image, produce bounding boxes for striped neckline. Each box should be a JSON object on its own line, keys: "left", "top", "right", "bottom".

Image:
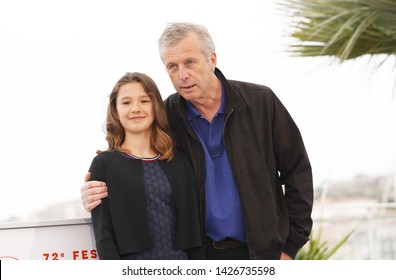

{"left": 124, "top": 153, "right": 161, "bottom": 162}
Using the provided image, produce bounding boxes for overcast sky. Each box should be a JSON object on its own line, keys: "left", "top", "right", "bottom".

{"left": 1, "top": 0, "right": 395, "bottom": 221}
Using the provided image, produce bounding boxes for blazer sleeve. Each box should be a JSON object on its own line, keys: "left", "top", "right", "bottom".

{"left": 89, "top": 154, "right": 120, "bottom": 260}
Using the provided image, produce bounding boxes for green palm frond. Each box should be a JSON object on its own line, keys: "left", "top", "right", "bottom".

{"left": 296, "top": 228, "right": 355, "bottom": 260}
{"left": 279, "top": 0, "right": 396, "bottom": 61}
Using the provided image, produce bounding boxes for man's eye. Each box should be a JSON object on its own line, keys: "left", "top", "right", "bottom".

{"left": 168, "top": 64, "right": 177, "bottom": 72}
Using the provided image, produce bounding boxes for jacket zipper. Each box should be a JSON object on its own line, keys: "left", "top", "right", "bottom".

{"left": 223, "top": 109, "right": 234, "bottom": 146}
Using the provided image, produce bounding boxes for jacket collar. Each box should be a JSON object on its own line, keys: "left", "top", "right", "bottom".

{"left": 214, "top": 67, "right": 246, "bottom": 114}
{"left": 176, "top": 67, "right": 246, "bottom": 115}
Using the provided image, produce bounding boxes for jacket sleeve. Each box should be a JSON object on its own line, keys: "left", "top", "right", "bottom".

{"left": 89, "top": 155, "right": 120, "bottom": 260}
{"left": 271, "top": 94, "right": 314, "bottom": 257}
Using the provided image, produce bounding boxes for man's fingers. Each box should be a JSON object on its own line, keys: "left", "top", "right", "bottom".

{"left": 80, "top": 175, "right": 108, "bottom": 213}
{"left": 82, "top": 191, "right": 108, "bottom": 211}
{"left": 83, "top": 200, "right": 102, "bottom": 213}
{"left": 280, "top": 252, "right": 292, "bottom": 260}
{"left": 81, "top": 179, "right": 106, "bottom": 193}
{"left": 81, "top": 184, "right": 108, "bottom": 199}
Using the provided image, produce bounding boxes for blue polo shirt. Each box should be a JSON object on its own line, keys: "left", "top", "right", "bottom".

{"left": 185, "top": 80, "right": 246, "bottom": 243}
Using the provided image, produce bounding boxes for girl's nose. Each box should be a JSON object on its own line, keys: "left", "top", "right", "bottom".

{"left": 131, "top": 102, "right": 140, "bottom": 113}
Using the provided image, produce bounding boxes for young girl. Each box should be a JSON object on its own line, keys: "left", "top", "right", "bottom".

{"left": 89, "top": 72, "right": 202, "bottom": 259}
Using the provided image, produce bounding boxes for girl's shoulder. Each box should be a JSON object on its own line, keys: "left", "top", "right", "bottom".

{"left": 167, "top": 150, "right": 191, "bottom": 167}
{"left": 92, "top": 150, "right": 126, "bottom": 162}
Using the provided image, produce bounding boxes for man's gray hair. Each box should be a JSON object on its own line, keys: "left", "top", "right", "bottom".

{"left": 158, "top": 22, "right": 216, "bottom": 62}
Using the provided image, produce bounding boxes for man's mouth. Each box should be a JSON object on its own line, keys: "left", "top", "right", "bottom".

{"left": 181, "top": 84, "right": 195, "bottom": 90}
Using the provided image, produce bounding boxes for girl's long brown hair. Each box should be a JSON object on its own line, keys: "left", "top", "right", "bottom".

{"left": 102, "top": 72, "right": 174, "bottom": 161}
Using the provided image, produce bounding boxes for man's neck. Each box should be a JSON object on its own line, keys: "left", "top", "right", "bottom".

{"left": 191, "top": 78, "right": 221, "bottom": 123}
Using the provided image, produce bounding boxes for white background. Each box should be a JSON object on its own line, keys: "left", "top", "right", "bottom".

{"left": 0, "top": 0, "right": 395, "bottom": 221}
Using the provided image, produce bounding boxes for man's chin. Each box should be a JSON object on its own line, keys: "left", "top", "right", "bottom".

{"left": 179, "top": 90, "right": 197, "bottom": 101}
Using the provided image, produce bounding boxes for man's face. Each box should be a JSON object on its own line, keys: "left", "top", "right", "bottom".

{"left": 162, "top": 33, "right": 217, "bottom": 103}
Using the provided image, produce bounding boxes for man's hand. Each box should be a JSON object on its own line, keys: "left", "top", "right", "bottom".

{"left": 280, "top": 252, "right": 292, "bottom": 260}
{"left": 81, "top": 172, "right": 108, "bottom": 212}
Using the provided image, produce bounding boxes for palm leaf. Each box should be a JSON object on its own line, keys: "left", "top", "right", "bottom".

{"left": 279, "top": 0, "right": 396, "bottom": 61}
{"left": 295, "top": 227, "right": 355, "bottom": 260}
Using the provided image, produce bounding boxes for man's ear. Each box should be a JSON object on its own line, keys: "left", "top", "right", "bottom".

{"left": 211, "top": 52, "right": 217, "bottom": 71}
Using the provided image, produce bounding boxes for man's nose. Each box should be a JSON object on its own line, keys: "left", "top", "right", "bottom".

{"left": 178, "top": 66, "right": 189, "bottom": 80}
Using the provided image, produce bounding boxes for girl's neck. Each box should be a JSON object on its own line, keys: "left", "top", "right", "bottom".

{"left": 121, "top": 133, "right": 157, "bottom": 158}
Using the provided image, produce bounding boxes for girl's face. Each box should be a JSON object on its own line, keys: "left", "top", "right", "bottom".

{"left": 116, "top": 82, "right": 154, "bottom": 137}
